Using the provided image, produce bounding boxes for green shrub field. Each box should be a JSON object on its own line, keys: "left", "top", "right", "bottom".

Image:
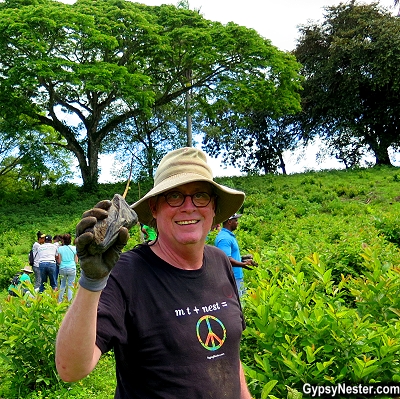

{"left": 1, "top": 166, "right": 400, "bottom": 398}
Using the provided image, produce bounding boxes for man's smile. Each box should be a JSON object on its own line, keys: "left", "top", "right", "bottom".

{"left": 176, "top": 220, "right": 199, "bottom": 225}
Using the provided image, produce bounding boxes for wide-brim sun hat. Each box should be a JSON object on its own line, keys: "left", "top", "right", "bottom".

{"left": 21, "top": 265, "right": 33, "bottom": 273}
{"left": 132, "top": 147, "right": 245, "bottom": 225}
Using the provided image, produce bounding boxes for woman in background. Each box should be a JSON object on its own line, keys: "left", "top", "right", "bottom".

{"left": 32, "top": 231, "right": 45, "bottom": 291}
{"left": 57, "top": 233, "right": 77, "bottom": 302}
{"left": 53, "top": 234, "right": 64, "bottom": 284}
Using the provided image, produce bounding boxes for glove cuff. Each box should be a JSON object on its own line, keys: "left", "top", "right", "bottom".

{"left": 79, "top": 269, "right": 110, "bottom": 292}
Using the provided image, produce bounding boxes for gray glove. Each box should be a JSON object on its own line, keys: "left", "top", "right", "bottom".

{"left": 76, "top": 197, "right": 136, "bottom": 291}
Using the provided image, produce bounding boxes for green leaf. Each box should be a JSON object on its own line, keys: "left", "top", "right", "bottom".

{"left": 261, "top": 380, "right": 278, "bottom": 399}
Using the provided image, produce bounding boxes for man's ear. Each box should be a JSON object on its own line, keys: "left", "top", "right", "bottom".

{"left": 149, "top": 197, "right": 158, "bottom": 218}
{"left": 212, "top": 196, "right": 217, "bottom": 217}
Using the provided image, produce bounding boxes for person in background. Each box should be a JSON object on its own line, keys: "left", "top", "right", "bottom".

{"left": 38, "top": 235, "right": 58, "bottom": 292}
{"left": 211, "top": 223, "right": 221, "bottom": 232}
{"left": 56, "top": 147, "right": 253, "bottom": 399}
{"left": 32, "top": 231, "right": 45, "bottom": 292}
{"left": 141, "top": 223, "right": 157, "bottom": 242}
{"left": 53, "top": 234, "right": 64, "bottom": 284}
{"left": 58, "top": 233, "right": 78, "bottom": 302}
{"left": 8, "top": 265, "right": 34, "bottom": 299}
{"left": 214, "top": 213, "right": 256, "bottom": 298}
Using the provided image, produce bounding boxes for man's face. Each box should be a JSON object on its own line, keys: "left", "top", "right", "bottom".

{"left": 228, "top": 218, "right": 239, "bottom": 231}
{"left": 149, "top": 182, "right": 216, "bottom": 248}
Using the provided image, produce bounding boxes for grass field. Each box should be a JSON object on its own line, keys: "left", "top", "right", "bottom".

{"left": 1, "top": 165, "right": 400, "bottom": 398}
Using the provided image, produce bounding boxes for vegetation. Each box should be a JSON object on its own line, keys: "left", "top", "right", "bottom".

{"left": 1, "top": 1, "right": 399, "bottom": 398}
{"left": 0, "top": 165, "right": 400, "bottom": 398}
{"left": 1, "top": 1, "right": 400, "bottom": 188}
{"left": 294, "top": 2, "right": 400, "bottom": 166}
{"left": 0, "top": 0, "right": 301, "bottom": 190}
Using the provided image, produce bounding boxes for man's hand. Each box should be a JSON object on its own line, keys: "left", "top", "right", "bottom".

{"left": 241, "top": 254, "right": 258, "bottom": 269}
{"left": 76, "top": 200, "right": 130, "bottom": 290}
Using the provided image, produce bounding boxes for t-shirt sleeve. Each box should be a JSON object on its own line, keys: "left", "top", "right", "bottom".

{"left": 32, "top": 242, "right": 39, "bottom": 254}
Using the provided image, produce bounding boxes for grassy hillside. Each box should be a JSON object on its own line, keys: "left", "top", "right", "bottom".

{"left": 1, "top": 165, "right": 399, "bottom": 288}
{"left": 215, "top": 166, "right": 400, "bottom": 278}
{"left": 1, "top": 166, "right": 400, "bottom": 399}
{"left": 0, "top": 180, "right": 153, "bottom": 286}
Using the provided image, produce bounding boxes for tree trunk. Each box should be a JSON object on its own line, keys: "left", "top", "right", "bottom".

{"left": 79, "top": 141, "right": 100, "bottom": 192}
{"left": 362, "top": 128, "right": 394, "bottom": 166}
{"left": 372, "top": 145, "right": 392, "bottom": 166}
{"left": 278, "top": 151, "right": 287, "bottom": 175}
{"left": 185, "top": 69, "right": 193, "bottom": 147}
{"left": 186, "top": 92, "right": 192, "bottom": 147}
{"left": 145, "top": 129, "right": 155, "bottom": 178}
{"left": 80, "top": 165, "right": 99, "bottom": 192}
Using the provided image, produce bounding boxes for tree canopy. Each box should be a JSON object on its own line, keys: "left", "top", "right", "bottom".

{"left": 0, "top": 0, "right": 302, "bottom": 189}
{"left": 293, "top": 1, "right": 400, "bottom": 166}
{"left": 201, "top": 40, "right": 303, "bottom": 175}
{"left": 0, "top": 117, "right": 73, "bottom": 190}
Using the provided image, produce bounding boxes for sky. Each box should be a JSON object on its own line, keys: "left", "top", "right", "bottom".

{"left": 93, "top": 0, "right": 396, "bottom": 182}
{"left": 141, "top": 0, "right": 395, "bottom": 51}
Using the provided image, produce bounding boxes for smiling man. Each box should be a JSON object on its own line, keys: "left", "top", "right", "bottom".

{"left": 56, "top": 147, "right": 253, "bottom": 399}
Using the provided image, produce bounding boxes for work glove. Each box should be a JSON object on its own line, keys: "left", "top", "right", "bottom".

{"left": 76, "top": 196, "right": 137, "bottom": 291}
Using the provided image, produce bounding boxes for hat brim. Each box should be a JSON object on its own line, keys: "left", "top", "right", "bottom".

{"left": 132, "top": 173, "right": 245, "bottom": 226}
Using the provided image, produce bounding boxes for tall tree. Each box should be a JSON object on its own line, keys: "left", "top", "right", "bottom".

{"left": 0, "top": 0, "right": 300, "bottom": 189}
{"left": 294, "top": 1, "right": 400, "bottom": 166}
{"left": 202, "top": 46, "right": 303, "bottom": 175}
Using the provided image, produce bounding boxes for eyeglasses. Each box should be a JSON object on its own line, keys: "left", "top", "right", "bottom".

{"left": 162, "top": 191, "right": 213, "bottom": 207}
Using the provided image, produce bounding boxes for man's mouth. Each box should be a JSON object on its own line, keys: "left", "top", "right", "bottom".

{"left": 176, "top": 220, "right": 198, "bottom": 225}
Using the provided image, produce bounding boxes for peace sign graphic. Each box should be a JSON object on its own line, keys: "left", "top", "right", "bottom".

{"left": 196, "top": 315, "right": 227, "bottom": 351}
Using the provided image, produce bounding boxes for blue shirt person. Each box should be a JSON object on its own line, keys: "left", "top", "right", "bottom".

{"left": 214, "top": 213, "right": 255, "bottom": 297}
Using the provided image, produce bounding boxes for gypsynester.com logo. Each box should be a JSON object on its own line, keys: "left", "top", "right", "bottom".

{"left": 303, "top": 383, "right": 400, "bottom": 397}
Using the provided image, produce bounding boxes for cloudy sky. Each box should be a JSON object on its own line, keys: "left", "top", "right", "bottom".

{"left": 140, "top": 0, "right": 396, "bottom": 51}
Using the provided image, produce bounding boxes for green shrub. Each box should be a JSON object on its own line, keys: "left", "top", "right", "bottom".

{"left": 1, "top": 164, "right": 400, "bottom": 399}
{"left": 0, "top": 255, "right": 25, "bottom": 289}
{"left": 5, "top": 352, "right": 117, "bottom": 399}
{"left": 374, "top": 213, "right": 400, "bottom": 246}
{"left": 0, "top": 285, "right": 69, "bottom": 397}
{"left": 348, "top": 244, "right": 400, "bottom": 322}
{"left": 242, "top": 247, "right": 400, "bottom": 399}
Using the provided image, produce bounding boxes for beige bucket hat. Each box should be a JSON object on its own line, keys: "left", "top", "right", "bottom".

{"left": 132, "top": 147, "right": 245, "bottom": 225}
{"left": 21, "top": 265, "right": 33, "bottom": 273}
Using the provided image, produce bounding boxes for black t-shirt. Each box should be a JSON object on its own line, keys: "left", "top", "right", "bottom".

{"left": 96, "top": 244, "right": 245, "bottom": 399}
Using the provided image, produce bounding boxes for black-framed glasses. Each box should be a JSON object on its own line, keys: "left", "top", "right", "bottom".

{"left": 162, "top": 191, "right": 213, "bottom": 207}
